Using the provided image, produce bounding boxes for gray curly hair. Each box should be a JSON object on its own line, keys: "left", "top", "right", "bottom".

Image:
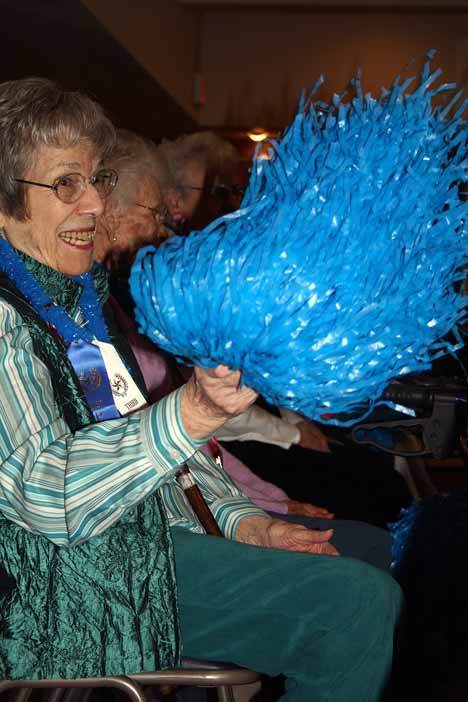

{"left": 0, "top": 77, "right": 115, "bottom": 221}
{"left": 157, "top": 131, "right": 239, "bottom": 190}
{"left": 104, "top": 129, "right": 174, "bottom": 209}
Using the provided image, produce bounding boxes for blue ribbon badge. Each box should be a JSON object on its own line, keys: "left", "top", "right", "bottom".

{"left": 67, "top": 340, "right": 120, "bottom": 421}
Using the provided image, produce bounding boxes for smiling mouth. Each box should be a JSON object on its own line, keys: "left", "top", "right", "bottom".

{"left": 58, "top": 229, "right": 96, "bottom": 247}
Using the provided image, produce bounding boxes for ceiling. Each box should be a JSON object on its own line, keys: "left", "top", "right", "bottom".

{"left": 177, "top": 0, "right": 468, "bottom": 6}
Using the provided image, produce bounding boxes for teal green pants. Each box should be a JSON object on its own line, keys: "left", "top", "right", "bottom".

{"left": 171, "top": 527, "right": 403, "bottom": 702}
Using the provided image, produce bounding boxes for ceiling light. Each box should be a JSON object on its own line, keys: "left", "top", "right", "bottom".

{"left": 247, "top": 127, "right": 269, "bottom": 143}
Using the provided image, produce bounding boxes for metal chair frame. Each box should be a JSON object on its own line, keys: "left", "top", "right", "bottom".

{"left": 0, "top": 447, "right": 262, "bottom": 702}
{"left": 0, "top": 658, "right": 261, "bottom": 702}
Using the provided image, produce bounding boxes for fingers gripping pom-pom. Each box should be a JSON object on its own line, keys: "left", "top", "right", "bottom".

{"left": 130, "top": 56, "right": 468, "bottom": 424}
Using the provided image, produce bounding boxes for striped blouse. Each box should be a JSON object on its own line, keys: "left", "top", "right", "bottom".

{"left": 0, "top": 299, "right": 266, "bottom": 547}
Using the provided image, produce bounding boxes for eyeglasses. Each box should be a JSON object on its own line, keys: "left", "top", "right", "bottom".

{"left": 134, "top": 202, "right": 169, "bottom": 223}
{"left": 14, "top": 169, "right": 118, "bottom": 204}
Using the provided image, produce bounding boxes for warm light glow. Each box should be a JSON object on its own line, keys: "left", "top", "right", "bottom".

{"left": 247, "top": 127, "right": 268, "bottom": 143}
{"left": 257, "top": 143, "right": 272, "bottom": 160}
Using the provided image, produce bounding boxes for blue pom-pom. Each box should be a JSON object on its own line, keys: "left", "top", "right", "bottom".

{"left": 130, "top": 57, "right": 468, "bottom": 424}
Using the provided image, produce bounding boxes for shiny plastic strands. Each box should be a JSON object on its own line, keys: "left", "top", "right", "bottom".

{"left": 130, "top": 56, "right": 468, "bottom": 424}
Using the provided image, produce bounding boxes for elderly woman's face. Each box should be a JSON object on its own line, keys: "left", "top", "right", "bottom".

{"left": 1, "top": 143, "right": 104, "bottom": 276}
{"left": 94, "top": 176, "right": 170, "bottom": 268}
{"left": 167, "top": 160, "right": 206, "bottom": 228}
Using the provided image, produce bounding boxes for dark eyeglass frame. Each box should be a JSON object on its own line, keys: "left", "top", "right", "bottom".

{"left": 14, "top": 168, "right": 118, "bottom": 204}
{"left": 134, "top": 202, "right": 169, "bottom": 222}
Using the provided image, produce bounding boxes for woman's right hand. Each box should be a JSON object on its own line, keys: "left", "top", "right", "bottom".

{"left": 180, "top": 365, "right": 258, "bottom": 440}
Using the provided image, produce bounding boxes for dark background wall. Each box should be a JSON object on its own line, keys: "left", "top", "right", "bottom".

{"left": 198, "top": 5, "right": 468, "bottom": 129}
{"left": 0, "top": 0, "right": 197, "bottom": 141}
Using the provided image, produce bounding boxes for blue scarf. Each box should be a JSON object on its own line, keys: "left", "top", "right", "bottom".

{"left": 0, "top": 238, "right": 120, "bottom": 420}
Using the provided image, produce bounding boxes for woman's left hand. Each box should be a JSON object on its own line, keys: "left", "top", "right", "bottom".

{"left": 236, "top": 516, "right": 339, "bottom": 556}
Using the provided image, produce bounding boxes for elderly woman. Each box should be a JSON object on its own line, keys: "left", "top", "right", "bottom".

{"left": 95, "top": 128, "right": 174, "bottom": 270}
{"left": 158, "top": 131, "right": 243, "bottom": 233}
{"left": 95, "top": 129, "right": 399, "bottom": 575}
{"left": 0, "top": 76, "right": 257, "bottom": 679}
{"left": 0, "top": 78, "right": 402, "bottom": 702}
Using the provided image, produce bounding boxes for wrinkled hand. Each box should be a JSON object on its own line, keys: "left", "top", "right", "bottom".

{"left": 296, "top": 420, "right": 330, "bottom": 453}
{"left": 180, "top": 365, "right": 258, "bottom": 439}
{"left": 287, "top": 499, "right": 334, "bottom": 519}
{"left": 236, "top": 516, "right": 339, "bottom": 556}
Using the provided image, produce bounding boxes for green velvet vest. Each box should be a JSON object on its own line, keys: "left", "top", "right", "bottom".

{"left": 0, "top": 258, "right": 180, "bottom": 680}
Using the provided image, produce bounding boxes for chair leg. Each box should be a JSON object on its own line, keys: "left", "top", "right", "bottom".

{"left": 10, "top": 691, "right": 32, "bottom": 702}
{"left": 44, "top": 689, "right": 67, "bottom": 702}
{"left": 105, "top": 678, "right": 147, "bottom": 702}
{"left": 62, "top": 689, "right": 93, "bottom": 702}
{"left": 405, "top": 455, "right": 439, "bottom": 497}
{"left": 217, "top": 685, "right": 235, "bottom": 702}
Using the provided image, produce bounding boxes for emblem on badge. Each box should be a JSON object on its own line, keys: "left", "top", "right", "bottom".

{"left": 79, "top": 367, "right": 102, "bottom": 391}
{"left": 111, "top": 373, "right": 129, "bottom": 398}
